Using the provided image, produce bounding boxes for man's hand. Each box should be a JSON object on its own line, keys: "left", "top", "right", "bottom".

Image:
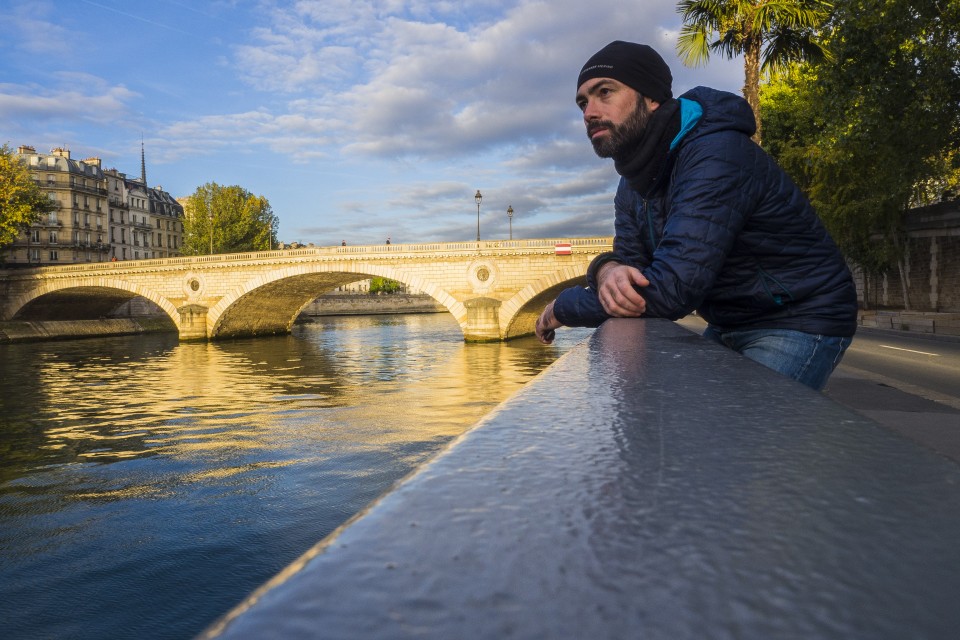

{"left": 535, "top": 300, "right": 562, "bottom": 344}
{"left": 597, "top": 262, "right": 649, "bottom": 317}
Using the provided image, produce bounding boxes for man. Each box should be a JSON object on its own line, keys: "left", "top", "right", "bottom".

{"left": 535, "top": 41, "right": 858, "bottom": 390}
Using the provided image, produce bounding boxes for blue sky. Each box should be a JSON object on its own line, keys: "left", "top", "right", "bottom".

{"left": 2, "top": 0, "right": 743, "bottom": 246}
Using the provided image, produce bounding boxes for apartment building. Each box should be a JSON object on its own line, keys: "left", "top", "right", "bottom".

{"left": 7, "top": 145, "right": 184, "bottom": 266}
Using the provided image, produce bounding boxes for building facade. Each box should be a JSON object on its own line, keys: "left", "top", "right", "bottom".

{"left": 7, "top": 145, "right": 184, "bottom": 266}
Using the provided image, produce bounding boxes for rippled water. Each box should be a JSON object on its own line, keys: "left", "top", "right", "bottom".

{"left": 0, "top": 314, "right": 590, "bottom": 639}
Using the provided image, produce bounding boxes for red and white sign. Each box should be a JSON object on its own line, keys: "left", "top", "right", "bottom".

{"left": 555, "top": 242, "right": 572, "bottom": 255}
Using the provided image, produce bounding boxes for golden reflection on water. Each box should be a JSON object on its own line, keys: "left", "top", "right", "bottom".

{"left": 5, "top": 314, "right": 587, "bottom": 500}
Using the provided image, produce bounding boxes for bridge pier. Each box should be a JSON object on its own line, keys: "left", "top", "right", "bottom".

{"left": 178, "top": 304, "right": 211, "bottom": 341}
{"left": 462, "top": 297, "right": 502, "bottom": 342}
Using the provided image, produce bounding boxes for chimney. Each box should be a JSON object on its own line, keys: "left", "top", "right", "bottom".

{"left": 17, "top": 145, "right": 36, "bottom": 154}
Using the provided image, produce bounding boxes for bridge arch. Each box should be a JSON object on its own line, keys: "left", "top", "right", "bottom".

{"left": 500, "top": 266, "right": 590, "bottom": 340}
{"left": 8, "top": 277, "right": 181, "bottom": 328}
{"left": 207, "top": 263, "right": 466, "bottom": 339}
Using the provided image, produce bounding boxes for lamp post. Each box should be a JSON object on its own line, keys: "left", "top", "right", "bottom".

{"left": 474, "top": 190, "right": 482, "bottom": 242}
{"left": 209, "top": 210, "right": 214, "bottom": 255}
{"left": 507, "top": 205, "right": 514, "bottom": 240}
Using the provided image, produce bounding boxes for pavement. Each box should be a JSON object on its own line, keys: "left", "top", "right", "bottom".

{"left": 676, "top": 314, "right": 960, "bottom": 465}
{"left": 824, "top": 365, "right": 960, "bottom": 464}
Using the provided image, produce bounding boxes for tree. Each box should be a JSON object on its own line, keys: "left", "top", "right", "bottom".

{"left": 369, "top": 277, "right": 403, "bottom": 294}
{"left": 0, "top": 143, "right": 55, "bottom": 253}
{"left": 181, "top": 182, "right": 278, "bottom": 255}
{"left": 760, "top": 0, "right": 960, "bottom": 308}
{"left": 676, "top": 0, "right": 832, "bottom": 143}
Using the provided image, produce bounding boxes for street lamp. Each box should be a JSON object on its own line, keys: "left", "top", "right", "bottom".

{"left": 474, "top": 190, "right": 482, "bottom": 242}
{"left": 507, "top": 205, "right": 514, "bottom": 240}
{"left": 209, "top": 210, "right": 214, "bottom": 255}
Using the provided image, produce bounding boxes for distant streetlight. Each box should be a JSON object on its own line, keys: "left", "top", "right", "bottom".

{"left": 507, "top": 205, "right": 514, "bottom": 240}
{"left": 209, "top": 210, "right": 214, "bottom": 255}
{"left": 474, "top": 190, "right": 482, "bottom": 241}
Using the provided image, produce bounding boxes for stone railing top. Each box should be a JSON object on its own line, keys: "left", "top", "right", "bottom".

{"left": 200, "top": 319, "right": 960, "bottom": 639}
{"left": 5, "top": 237, "right": 613, "bottom": 276}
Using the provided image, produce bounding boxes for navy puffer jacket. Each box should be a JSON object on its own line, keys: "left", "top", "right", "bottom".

{"left": 554, "top": 86, "right": 858, "bottom": 337}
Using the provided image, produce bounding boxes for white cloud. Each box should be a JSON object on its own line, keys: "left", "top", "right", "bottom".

{"left": 0, "top": 79, "right": 139, "bottom": 124}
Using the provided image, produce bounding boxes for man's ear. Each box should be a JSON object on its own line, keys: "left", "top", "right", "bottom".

{"left": 645, "top": 97, "right": 661, "bottom": 111}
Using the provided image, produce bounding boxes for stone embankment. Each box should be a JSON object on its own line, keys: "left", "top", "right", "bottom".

{"left": 858, "top": 310, "right": 960, "bottom": 337}
{"left": 0, "top": 317, "right": 176, "bottom": 343}
{"left": 296, "top": 293, "right": 446, "bottom": 321}
{"left": 0, "top": 294, "right": 445, "bottom": 343}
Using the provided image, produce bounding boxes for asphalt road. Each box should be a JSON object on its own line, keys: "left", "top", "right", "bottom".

{"left": 835, "top": 328, "right": 960, "bottom": 406}
{"left": 676, "top": 317, "right": 960, "bottom": 463}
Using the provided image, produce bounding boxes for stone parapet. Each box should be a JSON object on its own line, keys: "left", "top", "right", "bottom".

{"left": 200, "top": 319, "right": 960, "bottom": 640}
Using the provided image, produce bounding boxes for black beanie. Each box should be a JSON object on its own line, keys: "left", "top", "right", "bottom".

{"left": 577, "top": 41, "right": 673, "bottom": 103}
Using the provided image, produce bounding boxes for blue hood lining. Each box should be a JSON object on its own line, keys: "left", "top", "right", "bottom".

{"left": 670, "top": 98, "right": 702, "bottom": 151}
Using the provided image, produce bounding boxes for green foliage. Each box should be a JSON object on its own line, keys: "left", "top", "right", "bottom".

{"left": 0, "top": 143, "right": 55, "bottom": 250}
{"left": 182, "top": 182, "right": 278, "bottom": 255}
{"left": 761, "top": 0, "right": 960, "bottom": 274}
{"left": 369, "top": 277, "right": 403, "bottom": 294}
{"left": 676, "top": 0, "right": 832, "bottom": 141}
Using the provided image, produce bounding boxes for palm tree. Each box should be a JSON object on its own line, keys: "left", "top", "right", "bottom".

{"left": 676, "top": 0, "right": 831, "bottom": 143}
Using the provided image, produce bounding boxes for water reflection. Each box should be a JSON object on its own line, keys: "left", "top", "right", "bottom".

{"left": 0, "top": 314, "right": 590, "bottom": 640}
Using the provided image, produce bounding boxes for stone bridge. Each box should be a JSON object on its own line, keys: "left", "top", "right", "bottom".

{"left": 0, "top": 238, "right": 611, "bottom": 342}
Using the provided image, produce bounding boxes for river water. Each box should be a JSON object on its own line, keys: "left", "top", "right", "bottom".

{"left": 0, "top": 313, "right": 590, "bottom": 639}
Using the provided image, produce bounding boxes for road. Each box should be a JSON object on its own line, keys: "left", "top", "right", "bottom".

{"left": 835, "top": 328, "right": 960, "bottom": 407}
{"left": 676, "top": 317, "right": 960, "bottom": 462}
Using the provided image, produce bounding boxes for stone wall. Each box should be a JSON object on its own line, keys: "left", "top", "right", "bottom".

{"left": 856, "top": 200, "right": 960, "bottom": 312}
{"left": 297, "top": 293, "right": 446, "bottom": 320}
{"left": 0, "top": 317, "right": 175, "bottom": 343}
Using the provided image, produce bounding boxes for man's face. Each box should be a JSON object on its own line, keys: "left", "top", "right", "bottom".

{"left": 576, "top": 78, "right": 653, "bottom": 158}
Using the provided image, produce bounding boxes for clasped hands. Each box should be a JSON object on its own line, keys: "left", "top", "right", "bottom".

{"left": 535, "top": 262, "right": 649, "bottom": 344}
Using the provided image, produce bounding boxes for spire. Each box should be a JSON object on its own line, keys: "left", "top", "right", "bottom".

{"left": 140, "top": 135, "right": 147, "bottom": 187}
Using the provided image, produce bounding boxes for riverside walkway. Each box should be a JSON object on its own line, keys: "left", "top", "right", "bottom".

{"left": 200, "top": 319, "right": 960, "bottom": 640}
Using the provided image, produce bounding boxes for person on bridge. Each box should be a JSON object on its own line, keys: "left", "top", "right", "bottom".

{"left": 534, "top": 41, "right": 858, "bottom": 390}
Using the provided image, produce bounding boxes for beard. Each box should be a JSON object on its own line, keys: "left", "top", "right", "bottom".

{"left": 587, "top": 98, "right": 653, "bottom": 159}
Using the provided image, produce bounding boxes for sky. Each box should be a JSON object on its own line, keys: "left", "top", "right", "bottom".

{"left": 1, "top": 0, "right": 744, "bottom": 246}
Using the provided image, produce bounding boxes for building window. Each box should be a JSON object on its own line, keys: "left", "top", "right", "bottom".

{"left": 30, "top": 248, "right": 40, "bottom": 262}
{"left": 31, "top": 229, "right": 40, "bottom": 242}
{"left": 49, "top": 231, "right": 58, "bottom": 244}
{"left": 49, "top": 250, "right": 59, "bottom": 261}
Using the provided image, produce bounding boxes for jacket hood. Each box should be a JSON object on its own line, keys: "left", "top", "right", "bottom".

{"left": 679, "top": 86, "right": 756, "bottom": 142}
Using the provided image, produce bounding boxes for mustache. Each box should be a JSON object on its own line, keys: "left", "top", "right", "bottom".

{"left": 586, "top": 120, "right": 614, "bottom": 137}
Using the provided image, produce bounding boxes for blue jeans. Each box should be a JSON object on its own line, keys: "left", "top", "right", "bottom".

{"left": 702, "top": 326, "right": 851, "bottom": 391}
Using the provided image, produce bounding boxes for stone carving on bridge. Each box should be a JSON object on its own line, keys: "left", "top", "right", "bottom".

{"left": 467, "top": 259, "right": 498, "bottom": 294}
{"left": 182, "top": 272, "right": 206, "bottom": 301}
